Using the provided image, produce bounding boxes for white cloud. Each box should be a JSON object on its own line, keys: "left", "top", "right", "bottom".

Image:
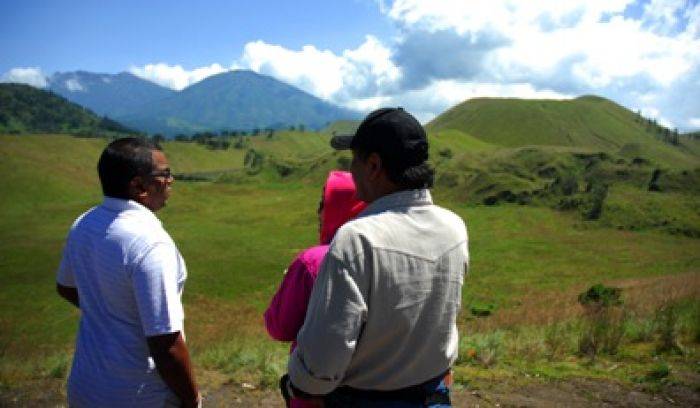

{"left": 688, "top": 118, "right": 700, "bottom": 128}
{"left": 240, "top": 40, "right": 345, "bottom": 99}
{"left": 65, "top": 78, "right": 84, "bottom": 92}
{"left": 129, "top": 63, "right": 227, "bottom": 90}
{"left": 0, "top": 67, "right": 47, "bottom": 88}
{"left": 238, "top": 36, "right": 400, "bottom": 102}
{"left": 384, "top": 80, "right": 573, "bottom": 123}
{"left": 379, "top": 0, "right": 700, "bottom": 129}
{"left": 639, "top": 106, "right": 673, "bottom": 128}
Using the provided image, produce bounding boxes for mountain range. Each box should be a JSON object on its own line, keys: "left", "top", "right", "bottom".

{"left": 46, "top": 70, "right": 360, "bottom": 135}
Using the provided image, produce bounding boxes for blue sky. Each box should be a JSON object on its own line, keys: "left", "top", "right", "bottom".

{"left": 0, "top": 0, "right": 393, "bottom": 73}
{"left": 2, "top": 0, "right": 700, "bottom": 130}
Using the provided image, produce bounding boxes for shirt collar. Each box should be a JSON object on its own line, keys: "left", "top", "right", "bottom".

{"left": 360, "top": 189, "right": 432, "bottom": 216}
{"left": 101, "top": 196, "right": 162, "bottom": 226}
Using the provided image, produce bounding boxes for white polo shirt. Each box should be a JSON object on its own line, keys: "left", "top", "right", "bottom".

{"left": 57, "top": 197, "right": 187, "bottom": 407}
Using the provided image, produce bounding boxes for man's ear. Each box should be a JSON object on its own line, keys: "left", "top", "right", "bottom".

{"left": 128, "top": 176, "right": 148, "bottom": 201}
{"left": 366, "top": 152, "right": 383, "bottom": 181}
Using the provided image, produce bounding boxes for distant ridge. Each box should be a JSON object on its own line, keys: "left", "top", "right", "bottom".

{"left": 426, "top": 95, "right": 663, "bottom": 150}
{"left": 48, "top": 71, "right": 176, "bottom": 118}
{"left": 0, "top": 83, "right": 136, "bottom": 135}
{"left": 115, "top": 70, "right": 361, "bottom": 135}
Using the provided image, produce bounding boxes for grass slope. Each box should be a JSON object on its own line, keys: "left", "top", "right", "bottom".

{"left": 426, "top": 96, "right": 697, "bottom": 169}
{"left": 1, "top": 134, "right": 697, "bottom": 366}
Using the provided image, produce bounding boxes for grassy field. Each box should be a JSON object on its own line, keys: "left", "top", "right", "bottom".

{"left": 1, "top": 133, "right": 699, "bottom": 404}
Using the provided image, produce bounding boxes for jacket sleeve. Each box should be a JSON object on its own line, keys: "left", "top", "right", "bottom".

{"left": 287, "top": 252, "right": 368, "bottom": 395}
{"left": 264, "top": 255, "right": 315, "bottom": 342}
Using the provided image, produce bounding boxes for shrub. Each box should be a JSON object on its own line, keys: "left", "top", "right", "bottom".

{"left": 655, "top": 302, "right": 683, "bottom": 354}
{"left": 544, "top": 322, "right": 572, "bottom": 360}
{"left": 438, "top": 148, "right": 453, "bottom": 159}
{"left": 645, "top": 362, "right": 670, "bottom": 381}
{"left": 578, "top": 284, "right": 626, "bottom": 358}
{"left": 581, "top": 182, "right": 608, "bottom": 220}
{"left": 459, "top": 332, "right": 504, "bottom": 368}
{"left": 244, "top": 149, "right": 264, "bottom": 174}
{"left": 470, "top": 302, "right": 495, "bottom": 317}
{"left": 626, "top": 317, "right": 656, "bottom": 343}
{"left": 578, "top": 284, "right": 622, "bottom": 307}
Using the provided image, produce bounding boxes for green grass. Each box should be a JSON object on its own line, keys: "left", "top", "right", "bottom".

{"left": 1, "top": 133, "right": 698, "bottom": 395}
{"left": 321, "top": 120, "right": 360, "bottom": 135}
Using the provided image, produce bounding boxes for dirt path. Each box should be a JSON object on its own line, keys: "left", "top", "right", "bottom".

{"left": 201, "top": 378, "right": 699, "bottom": 407}
{"left": 2, "top": 377, "right": 698, "bottom": 407}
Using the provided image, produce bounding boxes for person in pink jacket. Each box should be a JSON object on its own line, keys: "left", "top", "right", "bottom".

{"left": 264, "top": 171, "right": 365, "bottom": 407}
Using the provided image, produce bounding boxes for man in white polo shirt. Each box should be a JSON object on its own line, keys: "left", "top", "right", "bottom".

{"left": 56, "top": 137, "right": 200, "bottom": 407}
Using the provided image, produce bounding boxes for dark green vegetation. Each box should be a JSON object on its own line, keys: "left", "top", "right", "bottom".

{"left": 428, "top": 96, "right": 700, "bottom": 237}
{"left": 0, "top": 83, "right": 136, "bottom": 136}
{"left": 48, "top": 70, "right": 360, "bottom": 136}
{"left": 0, "top": 95, "right": 698, "bottom": 403}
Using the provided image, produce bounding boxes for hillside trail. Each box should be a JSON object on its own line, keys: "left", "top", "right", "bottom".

{"left": 1, "top": 376, "right": 699, "bottom": 407}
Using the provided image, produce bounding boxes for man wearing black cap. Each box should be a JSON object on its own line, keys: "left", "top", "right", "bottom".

{"left": 283, "top": 108, "right": 469, "bottom": 407}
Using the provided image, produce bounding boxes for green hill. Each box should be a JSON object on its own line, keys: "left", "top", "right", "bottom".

{"left": 322, "top": 120, "right": 361, "bottom": 135}
{"left": 0, "top": 83, "right": 136, "bottom": 136}
{"left": 427, "top": 95, "right": 686, "bottom": 154}
{"left": 116, "top": 70, "right": 360, "bottom": 135}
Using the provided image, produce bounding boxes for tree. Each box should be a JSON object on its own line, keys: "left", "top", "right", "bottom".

{"left": 151, "top": 134, "right": 165, "bottom": 145}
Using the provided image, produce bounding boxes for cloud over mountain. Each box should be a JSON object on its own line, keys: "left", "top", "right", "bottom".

{"left": 129, "top": 63, "right": 227, "bottom": 90}
{"left": 227, "top": 0, "right": 700, "bottom": 129}
{"left": 0, "top": 67, "right": 47, "bottom": 88}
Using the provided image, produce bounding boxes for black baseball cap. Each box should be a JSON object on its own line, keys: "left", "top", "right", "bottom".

{"left": 330, "top": 107, "right": 429, "bottom": 169}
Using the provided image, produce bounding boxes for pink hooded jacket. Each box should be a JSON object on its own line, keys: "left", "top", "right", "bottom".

{"left": 264, "top": 171, "right": 366, "bottom": 348}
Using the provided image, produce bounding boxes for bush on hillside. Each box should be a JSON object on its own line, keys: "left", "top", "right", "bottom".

{"left": 581, "top": 182, "right": 608, "bottom": 220}
{"left": 655, "top": 302, "right": 683, "bottom": 355}
{"left": 578, "top": 284, "right": 626, "bottom": 358}
{"left": 244, "top": 149, "right": 265, "bottom": 174}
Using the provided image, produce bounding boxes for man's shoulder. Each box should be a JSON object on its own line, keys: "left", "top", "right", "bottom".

{"left": 430, "top": 203, "right": 466, "bottom": 227}
{"left": 69, "top": 206, "right": 100, "bottom": 230}
{"left": 88, "top": 205, "right": 174, "bottom": 251}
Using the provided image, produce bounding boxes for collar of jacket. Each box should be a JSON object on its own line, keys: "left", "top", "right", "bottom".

{"left": 359, "top": 189, "right": 432, "bottom": 217}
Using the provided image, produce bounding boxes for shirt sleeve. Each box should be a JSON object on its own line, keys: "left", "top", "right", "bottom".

{"left": 131, "top": 242, "right": 184, "bottom": 337}
{"left": 287, "top": 252, "right": 367, "bottom": 395}
{"left": 264, "top": 255, "right": 315, "bottom": 342}
{"left": 56, "top": 243, "right": 76, "bottom": 287}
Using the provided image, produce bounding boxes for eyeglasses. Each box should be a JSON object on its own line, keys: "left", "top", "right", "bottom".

{"left": 149, "top": 168, "right": 173, "bottom": 179}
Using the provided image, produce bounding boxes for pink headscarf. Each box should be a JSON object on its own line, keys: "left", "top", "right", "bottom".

{"left": 319, "top": 171, "right": 366, "bottom": 245}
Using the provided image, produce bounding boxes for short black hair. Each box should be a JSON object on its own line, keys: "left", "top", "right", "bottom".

{"left": 355, "top": 147, "right": 435, "bottom": 190}
{"left": 97, "top": 137, "right": 161, "bottom": 199}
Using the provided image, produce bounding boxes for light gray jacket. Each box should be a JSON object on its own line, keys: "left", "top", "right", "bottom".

{"left": 288, "top": 189, "right": 469, "bottom": 394}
